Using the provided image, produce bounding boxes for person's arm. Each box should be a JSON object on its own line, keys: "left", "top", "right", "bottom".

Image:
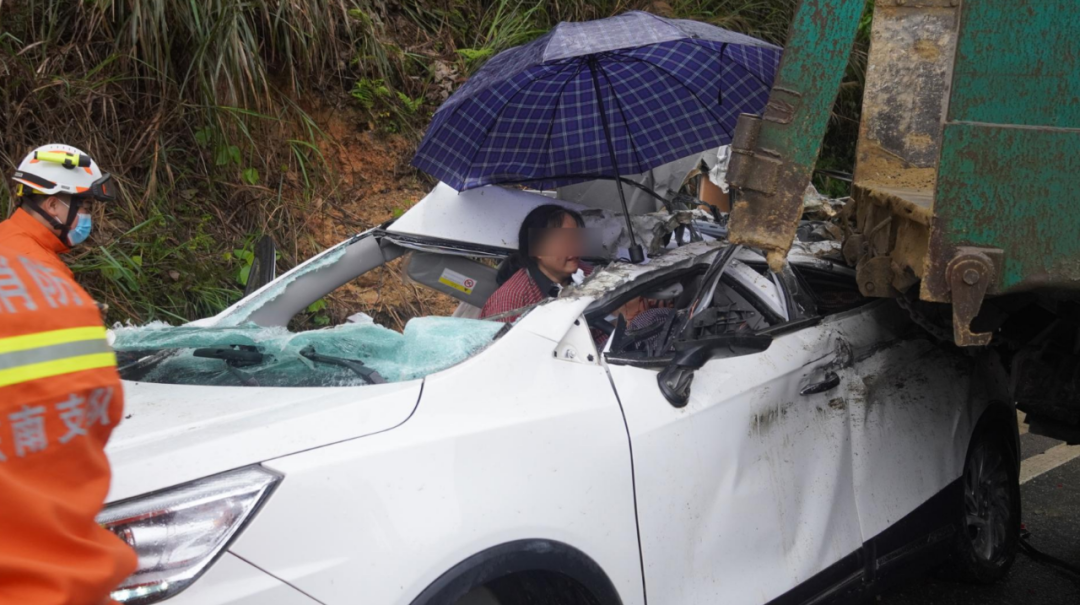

{"left": 0, "top": 249, "right": 136, "bottom": 605}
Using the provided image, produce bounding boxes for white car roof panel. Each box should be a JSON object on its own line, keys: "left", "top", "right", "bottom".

{"left": 386, "top": 182, "right": 586, "bottom": 251}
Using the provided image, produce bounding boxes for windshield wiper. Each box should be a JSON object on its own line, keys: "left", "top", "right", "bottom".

{"left": 117, "top": 349, "right": 179, "bottom": 381}
{"left": 193, "top": 345, "right": 264, "bottom": 386}
{"left": 298, "top": 345, "right": 387, "bottom": 385}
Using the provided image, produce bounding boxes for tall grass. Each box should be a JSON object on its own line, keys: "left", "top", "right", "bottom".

{"left": 0, "top": 0, "right": 368, "bottom": 323}
{"left": 0, "top": 0, "right": 870, "bottom": 324}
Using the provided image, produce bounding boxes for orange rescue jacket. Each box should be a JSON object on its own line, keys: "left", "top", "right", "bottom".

{"left": 0, "top": 244, "right": 136, "bottom": 605}
{"left": 0, "top": 207, "right": 75, "bottom": 280}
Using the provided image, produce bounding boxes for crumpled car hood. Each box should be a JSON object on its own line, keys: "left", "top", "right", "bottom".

{"left": 106, "top": 379, "right": 421, "bottom": 501}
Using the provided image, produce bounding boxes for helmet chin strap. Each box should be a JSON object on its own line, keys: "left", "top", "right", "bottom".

{"left": 22, "top": 196, "right": 83, "bottom": 246}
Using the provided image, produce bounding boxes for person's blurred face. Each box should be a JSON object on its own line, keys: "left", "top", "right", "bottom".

{"left": 533, "top": 213, "right": 582, "bottom": 283}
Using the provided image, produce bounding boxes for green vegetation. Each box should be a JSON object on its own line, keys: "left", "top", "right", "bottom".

{"left": 0, "top": 0, "right": 871, "bottom": 325}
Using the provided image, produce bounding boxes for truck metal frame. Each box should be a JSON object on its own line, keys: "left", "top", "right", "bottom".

{"left": 727, "top": 0, "right": 1080, "bottom": 347}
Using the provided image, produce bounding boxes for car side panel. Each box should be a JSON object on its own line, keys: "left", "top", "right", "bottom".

{"left": 608, "top": 323, "right": 864, "bottom": 604}
{"left": 227, "top": 315, "right": 644, "bottom": 605}
{"left": 834, "top": 301, "right": 994, "bottom": 542}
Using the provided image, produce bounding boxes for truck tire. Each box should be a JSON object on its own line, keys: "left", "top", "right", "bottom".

{"left": 950, "top": 423, "right": 1020, "bottom": 583}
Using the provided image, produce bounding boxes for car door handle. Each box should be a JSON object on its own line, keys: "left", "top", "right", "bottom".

{"left": 800, "top": 371, "right": 840, "bottom": 396}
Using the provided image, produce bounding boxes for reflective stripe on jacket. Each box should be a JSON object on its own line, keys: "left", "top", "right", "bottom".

{"left": 0, "top": 244, "right": 136, "bottom": 605}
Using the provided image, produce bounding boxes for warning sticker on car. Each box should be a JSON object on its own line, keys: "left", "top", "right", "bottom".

{"left": 438, "top": 268, "right": 477, "bottom": 295}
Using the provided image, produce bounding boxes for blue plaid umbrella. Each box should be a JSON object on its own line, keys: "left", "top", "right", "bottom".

{"left": 411, "top": 11, "right": 781, "bottom": 261}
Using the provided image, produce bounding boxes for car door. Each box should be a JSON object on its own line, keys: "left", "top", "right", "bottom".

{"left": 830, "top": 300, "right": 986, "bottom": 570}
{"left": 789, "top": 263, "right": 993, "bottom": 582}
{"left": 605, "top": 261, "right": 864, "bottom": 604}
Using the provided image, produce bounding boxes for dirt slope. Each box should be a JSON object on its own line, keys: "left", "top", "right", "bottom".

{"left": 299, "top": 106, "right": 459, "bottom": 330}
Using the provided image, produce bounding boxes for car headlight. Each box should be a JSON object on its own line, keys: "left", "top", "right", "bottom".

{"left": 97, "top": 466, "right": 281, "bottom": 604}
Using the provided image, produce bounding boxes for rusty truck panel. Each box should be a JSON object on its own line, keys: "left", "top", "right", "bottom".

{"left": 731, "top": 0, "right": 1080, "bottom": 347}
{"left": 726, "top": 0, "right": 866, "bottom": 272}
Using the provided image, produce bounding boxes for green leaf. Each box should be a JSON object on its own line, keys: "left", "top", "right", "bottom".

{"left": 241, "top": 167, "right": 259, "bottom": 185}
{"left": 347, "top": 8, "right": 371, "bottom": 26}
{"left": 395, "top": 91, "right": 423, "bottom": 114}
{"left": 350, "top": 78, "right": 391, "bottom": 110}
{"left": 227, "top": 145, "right": 242, "bottom": 165}
{"left": 307, "top": 298, "right": 327, "bottom": 313}
{"left": 238, "top": 264, "right": 251, "bottom": 286}
{"left": 391, "top": 207, "right": 405, "bottom": 218}
{"left": 214, "top": 146, "right": 231, "bottom": 166}
{"left": 131, "top": 255, "right": 143, "bottom": 267}
{"left": 194, "top": 128, "right": 212, "bottom": 147}
{"left": 313, "top": 315, "right": 331, "bottom": 326}
{"left": 457, "top": 48, "right": 494, "bottom": 63}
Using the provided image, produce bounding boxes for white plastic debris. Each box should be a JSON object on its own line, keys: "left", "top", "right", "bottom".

{"left": 346, "top": 312, "right": 376, "bottom": 325}
{"left": 708, "top": 145, "right": 732, "bottom": 193}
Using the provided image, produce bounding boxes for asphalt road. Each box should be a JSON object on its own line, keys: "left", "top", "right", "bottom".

{"left": 879, "top": 415, "right": 1080, "bottom": 604}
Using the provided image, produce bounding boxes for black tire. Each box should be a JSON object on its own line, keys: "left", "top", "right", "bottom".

{"left": 482, "top": 571, "right": 603, "bottom": 605}
{"left": 949, "top": 422, "right": 1021, "bottom": 583}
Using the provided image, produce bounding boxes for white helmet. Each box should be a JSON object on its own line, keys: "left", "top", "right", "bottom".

{"left": 12, "top": 144, "right": 115, "bottom": 202}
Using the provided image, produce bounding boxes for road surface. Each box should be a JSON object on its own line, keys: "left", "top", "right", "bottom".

{"left": 880, "top": 413, "right": 1080, "bottom": 604}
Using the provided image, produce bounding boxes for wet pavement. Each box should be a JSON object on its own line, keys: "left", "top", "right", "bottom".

{"left": 879, "top": 417, "right": 1080, "bottom": 604}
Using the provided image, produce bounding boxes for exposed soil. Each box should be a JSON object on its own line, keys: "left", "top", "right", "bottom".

{"left": 297, "top": 105, "right": 459, "bottom": 330}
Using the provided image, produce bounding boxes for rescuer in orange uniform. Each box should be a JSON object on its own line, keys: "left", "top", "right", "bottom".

{"left": 0, "top": 145, "right": 135, "bottom": 604}
{"left": 0, "top": 144, "right": 114, "bottom": 279}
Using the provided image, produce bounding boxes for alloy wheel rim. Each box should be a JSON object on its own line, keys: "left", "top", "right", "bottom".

{"left": 964, "top": 440, "right": 1011, "bottom": 562}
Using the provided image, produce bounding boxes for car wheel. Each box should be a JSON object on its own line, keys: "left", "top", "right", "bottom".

{"left": 454, "top": 571, "right": 604, "bottom": 605}
{"left": 950, "top": 423, "right": 1020, "bottom": 583}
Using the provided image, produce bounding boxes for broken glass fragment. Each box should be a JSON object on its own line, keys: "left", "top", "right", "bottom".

{"left": 112, "top": 316, "right": 503, "bottom": 387}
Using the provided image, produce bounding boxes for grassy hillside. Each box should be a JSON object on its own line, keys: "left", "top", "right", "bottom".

{"left": 0, "top": 0, "right": 869, "bottom": 327}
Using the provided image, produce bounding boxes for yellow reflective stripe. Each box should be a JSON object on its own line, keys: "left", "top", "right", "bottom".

{"left": 0, "top": 326, "right": 108, "bottom": 355}
{"left": 0, "top": 352, "right": 116, "bottom": 388}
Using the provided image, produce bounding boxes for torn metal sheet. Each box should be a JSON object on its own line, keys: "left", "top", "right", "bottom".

{"left": 207, "top": 234, "right": 406, "bottom": 328}
{"left": 586, "top": 210, "right": 703, "bottom": 258}
{"left": 212, "top": 243, "right": 351, "bottom": 327}
{"left": 566, "top": 240, "right": 725, "bottom": 304}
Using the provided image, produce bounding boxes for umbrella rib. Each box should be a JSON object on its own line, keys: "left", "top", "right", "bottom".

{"left": 595, "top": 60, "right": 648, "bottom": 174}
{"left": 689, "top": 38, "right": 774, "bottom": 91}
{"left": 538, "top": 61, "right": 587, "bottom": 189}
{"left": 609, "top": 53, "right": 733, "bottom": 132}
{"left": 462, "top": 60, "right": 581, "bottom": 189}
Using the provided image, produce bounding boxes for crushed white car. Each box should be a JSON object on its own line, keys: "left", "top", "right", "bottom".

{"left": 102, "top": 184, "right": 1021, "bottom": 605}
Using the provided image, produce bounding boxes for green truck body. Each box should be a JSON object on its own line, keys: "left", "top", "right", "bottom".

{"left": 727, "top": 0, "right": 1080, "bottom": 347}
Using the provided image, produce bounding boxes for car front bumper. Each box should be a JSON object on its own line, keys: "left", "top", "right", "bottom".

{"left": 168, "top": 551, "right": 319, "bottom": 605}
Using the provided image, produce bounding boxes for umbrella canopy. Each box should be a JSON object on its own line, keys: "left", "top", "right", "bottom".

{"left": 412, "top": 11, "right": 781, "bottom": 192}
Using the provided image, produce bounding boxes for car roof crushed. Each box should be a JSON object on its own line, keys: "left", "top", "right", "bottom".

{"left": 562, "top": 240, "right": 725, "bottom": 303}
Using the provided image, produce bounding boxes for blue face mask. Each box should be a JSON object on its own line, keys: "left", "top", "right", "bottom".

{"left": 55, "top": 200, "right": 92, "bottom": 246}
{"left": 66, "top": 213, "right": 93, "bottom": 246}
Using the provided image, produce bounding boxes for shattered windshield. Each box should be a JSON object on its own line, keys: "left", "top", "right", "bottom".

{"left": 113, "top": 316, "right": 503, "bottom": 387}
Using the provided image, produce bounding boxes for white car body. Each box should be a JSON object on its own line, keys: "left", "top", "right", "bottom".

{"left": 105, "top": 185, "right": 1017, "bottom": 605}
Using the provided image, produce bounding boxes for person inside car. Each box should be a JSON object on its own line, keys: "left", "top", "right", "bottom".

{"left": 480, "top": 204, "right": 590, "bottom": 323}
{"left": 480, "top": 204, "right": 675, "bottom": 353}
